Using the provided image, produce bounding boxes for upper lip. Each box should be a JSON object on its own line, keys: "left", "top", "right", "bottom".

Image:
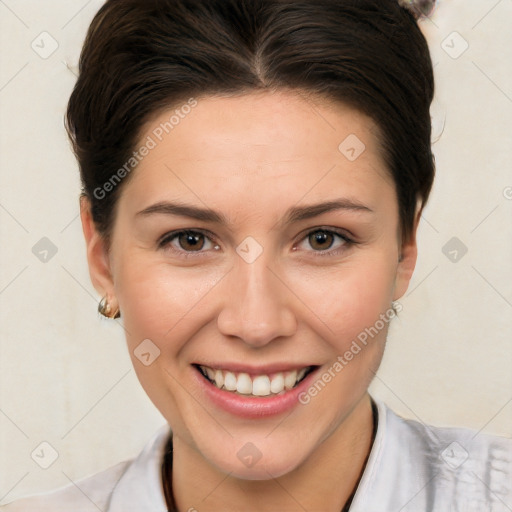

{"left": 193, "top": 362, "right": 318, "bottom": 374}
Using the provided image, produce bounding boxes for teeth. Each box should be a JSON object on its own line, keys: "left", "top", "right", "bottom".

{"left": 252, "top": 375, "right": 271, "bottom": 396}
{"left": 214, "top": 369, "right": 224, "bottom": 389}
{"left": 224, "top": 371, "right": 237, "bottom": 391}
{"left": 236, "top": 373, "right": 253, "bottom": 395}
{"left": 199, "top": 365, "right": 311, "bottom": 396}
{"left": 284, "top": 370, "right": 298, "bottom": 390}
{"left": 270, "top": 373, "right": 284, "bottom": 393}
{"left": 296, "top": 367, "right": 307, "bottom": 382}
{"left": 205, "top": 367, "right": 215, "bottom": 381}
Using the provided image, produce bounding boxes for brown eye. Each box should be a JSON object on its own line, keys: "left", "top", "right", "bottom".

{"left": 158, "top": 229, "right": 218, "bottom": 257}
{"left": 294, "top": 228, "right": 353, "bottom": 257}
{"left": 178, "top": 231, "right": 205, "bottom": 251}
{"left": 308, "top": 230, "right": 335, "bottom": 251}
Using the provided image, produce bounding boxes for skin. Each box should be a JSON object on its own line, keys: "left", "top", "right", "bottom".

{"left": 81, "top": 90, "right": 420, "bottom": 511}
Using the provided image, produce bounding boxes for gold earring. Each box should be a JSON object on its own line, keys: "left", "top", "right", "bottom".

{"left": 98, "top": 296, "right": 120, "bottom": 319}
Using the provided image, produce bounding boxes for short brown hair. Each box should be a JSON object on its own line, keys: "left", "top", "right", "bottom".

{"left": 66, "top": 0, "right": 435, "bottom": 244}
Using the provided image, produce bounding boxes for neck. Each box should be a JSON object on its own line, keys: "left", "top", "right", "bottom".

{"left": 170, "top": 394, "right": 375, "bottom": 512}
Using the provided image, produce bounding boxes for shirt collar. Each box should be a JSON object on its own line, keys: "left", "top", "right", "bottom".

{"left": 108, "top": 424, "right": 170, "bottom": 512}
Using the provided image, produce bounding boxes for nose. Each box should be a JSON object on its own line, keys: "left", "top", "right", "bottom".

{"left": 217, "top": 255, "right": 297, "bottom": 348}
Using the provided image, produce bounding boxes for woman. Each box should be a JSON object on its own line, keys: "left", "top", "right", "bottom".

{"left": 3, "top": 0, "right": 511, "bottom": 510}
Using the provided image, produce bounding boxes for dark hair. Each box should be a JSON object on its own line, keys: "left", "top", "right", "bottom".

{"left": 66, "top": 0, "right": 436, "bottom": 245}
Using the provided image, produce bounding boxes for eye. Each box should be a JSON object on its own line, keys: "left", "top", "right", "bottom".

{"left": 295, "top": 228, "right": 353, "bottom": 255}
{"left": 158, "top": 230, "right": 219, "bottom": 255}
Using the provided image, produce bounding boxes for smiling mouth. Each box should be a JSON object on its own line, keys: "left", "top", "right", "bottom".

{"left": 194, "top": 364, "right": 317, "bottom": 397}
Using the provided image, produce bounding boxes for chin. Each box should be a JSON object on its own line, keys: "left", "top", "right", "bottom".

{"left": 199, "top": 435, "right": 311, "bottom": 481}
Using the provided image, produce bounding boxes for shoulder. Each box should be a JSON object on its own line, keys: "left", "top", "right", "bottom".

{"left": 385, "top": 401, "right": 512, "bottom": 468}
{"left": 1, "top": 425, "right": 171, "bottom": 512}
{"left": 0, "top": 460, "right": 130, "bottom": 511}
{"left": 371, "top": 399, "right": 512, "bottom": 509}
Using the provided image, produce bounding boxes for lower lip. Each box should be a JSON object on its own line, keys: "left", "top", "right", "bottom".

{"left": 193, "top": 366, "right": 320, "bottom": 418}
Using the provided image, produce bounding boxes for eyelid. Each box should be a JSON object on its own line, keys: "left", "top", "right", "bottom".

{"left": 295, "top": 225, "right": 355, "bottom": 245}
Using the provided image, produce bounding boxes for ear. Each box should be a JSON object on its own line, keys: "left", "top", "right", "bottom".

{"left": 392, "top": 205, "right": 421, "bottom": 301}
{"left": 80, "top": 196, "right": 116, "bottom": 302}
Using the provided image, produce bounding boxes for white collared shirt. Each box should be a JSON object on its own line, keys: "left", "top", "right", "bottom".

{"left": 3, "top": 398, "right": 511, "bottom": 511}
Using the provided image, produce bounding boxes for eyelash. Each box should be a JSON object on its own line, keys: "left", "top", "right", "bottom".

{"left": 157, "top": 228, "right": 355, "bottom": 259}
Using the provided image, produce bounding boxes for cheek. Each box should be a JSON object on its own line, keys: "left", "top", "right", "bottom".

{"left": 287, "top": 254, "right": 397, "bottom": 352}
{"left": 111, "top": 258, "right": 231, "bottom": 424}
{"left": 113, "top": 258, "right": 227, "bottom": 352}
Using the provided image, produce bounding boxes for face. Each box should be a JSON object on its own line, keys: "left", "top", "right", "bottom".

{"left": 82, "top": 91, "right": 418, "bottom": 480}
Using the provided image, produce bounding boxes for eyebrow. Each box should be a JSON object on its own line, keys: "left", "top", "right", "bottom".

{"left": 135, "top": 199, "right": 373, "bottom": 225}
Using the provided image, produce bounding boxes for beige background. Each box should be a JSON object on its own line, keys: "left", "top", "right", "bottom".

{"left": 1, "top": 0, "right": 511, "bottom": 503}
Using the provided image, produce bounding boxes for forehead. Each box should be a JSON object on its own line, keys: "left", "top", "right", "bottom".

{"left": 120, "top": 91, "right": 395, "bottom": 217}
